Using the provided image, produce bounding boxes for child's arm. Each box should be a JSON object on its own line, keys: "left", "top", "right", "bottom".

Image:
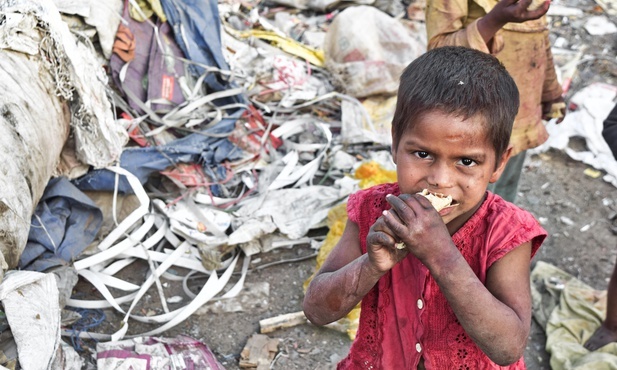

{"left": 303, "top": 217, "right": 408, "bottom": 326}
{"left": 426, "top": 0, "right": 549, "bottom": 52}
{"left": 383, "top": 194, "right": 533, "bottom": 366}
{"left": 477, "top": 0, "right": 549, "bottom": 43}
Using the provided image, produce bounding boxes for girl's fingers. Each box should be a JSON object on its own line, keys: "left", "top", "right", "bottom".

{"left": 385, "top": 194, "right": 416, "bottom": 221}
{"left": 400, "top": 193, "right": 434, "bottom": 211}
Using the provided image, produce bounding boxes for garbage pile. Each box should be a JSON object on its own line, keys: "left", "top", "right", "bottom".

{"left": 0, "top": 0, "right": 616, "bottom": 367}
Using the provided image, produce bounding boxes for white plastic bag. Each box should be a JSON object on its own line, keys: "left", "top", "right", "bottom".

{"left": 324, "top": 6, "right": 425, "bottom": 98}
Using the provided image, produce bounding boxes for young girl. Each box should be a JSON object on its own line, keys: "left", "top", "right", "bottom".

{"left": 303, "top": 46, "right": 547, "bottom": 369}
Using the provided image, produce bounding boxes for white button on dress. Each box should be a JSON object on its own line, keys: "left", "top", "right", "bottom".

{"left": 416, "top": 343, "right": 422, "bottom": 352}
{"left": 417, "top": 299, "right": 424, "bottom": 309}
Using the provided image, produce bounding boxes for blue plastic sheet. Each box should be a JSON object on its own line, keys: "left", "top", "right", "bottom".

{"left": 19, "top": 177, "right": 103, "bottom": 272}
{"left": 72, "top": 110, "right": 245, "bottom": 194}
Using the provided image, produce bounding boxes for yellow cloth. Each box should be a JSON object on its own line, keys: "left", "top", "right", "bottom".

{"left": 425, "top": 0, "right": 563, "bottom": 156}
{"left": 531, "top": 261, "right": 617, "bottom": 369}
{"left": 303, "top": 161, "right": 397, "bottom": 340}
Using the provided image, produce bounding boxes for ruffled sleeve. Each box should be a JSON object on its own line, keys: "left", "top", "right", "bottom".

{"left": 484, "top": 195, "right": 547, "bottom": 267}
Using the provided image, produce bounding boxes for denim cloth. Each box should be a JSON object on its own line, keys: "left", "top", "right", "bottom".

{"left": 160, "top": 0, "right": 229, "bottom": 92}
{"left": 72, "top": 110, "right": 245, "bottom": 194}
{"left": 19, "top": 177, "right": 103, "bottom": 272}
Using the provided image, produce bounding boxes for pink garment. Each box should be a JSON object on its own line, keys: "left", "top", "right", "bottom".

{"left": 339, "top": 183, "right": 546, "bottom": 369}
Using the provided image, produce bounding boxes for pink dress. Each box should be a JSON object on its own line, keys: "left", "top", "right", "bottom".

{"left": 339, "top": 183, "right": 546, "bottom": 369}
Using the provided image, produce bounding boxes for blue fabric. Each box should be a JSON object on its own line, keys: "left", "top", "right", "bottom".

{"left": 72, "top": 110, "right": 245, "bottom": 194}
{"left": 160, "top": 0, "right": 229, "bottom": 92}
{"left": 19, "top": 177, "right": 103, "bottom": 272}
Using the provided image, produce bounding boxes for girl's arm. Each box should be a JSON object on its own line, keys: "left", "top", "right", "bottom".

{"left": 303, "top": 218, "right": 407, "bottom": 326}
{"left": 382, "top": 194, "right": 533, "bottom": 365}
{"left": 428, "top": 241, "right": 533, "bottom": 366}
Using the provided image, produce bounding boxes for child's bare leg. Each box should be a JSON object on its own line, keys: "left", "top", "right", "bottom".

{"left": 584, "top": 261, "right": 617, "bottom": 351}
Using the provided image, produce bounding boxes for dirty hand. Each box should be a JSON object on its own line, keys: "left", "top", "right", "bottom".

{"left": 381, "top": 193, "right": 455, "bottom": 264}
{"left": 488, "top": 0, "right": 549, "bottom": 25}
{"left": 366, "top": 215, "right": 410, "bottom": 273}
{"left": 542, "top": 96, "right": 567, "bottom": 123}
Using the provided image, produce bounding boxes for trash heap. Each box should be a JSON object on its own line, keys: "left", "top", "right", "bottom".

{"left": 0, "top": 0, "right": 616, "bottom": 367}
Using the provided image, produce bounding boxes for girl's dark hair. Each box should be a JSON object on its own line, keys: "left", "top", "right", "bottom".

{"left": 392, "top": 46, "right": 519, "bottom": 162}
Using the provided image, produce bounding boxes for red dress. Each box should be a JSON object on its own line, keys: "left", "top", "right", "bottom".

{"left": 339, "top": 183, "right": 546, "bottom": 370}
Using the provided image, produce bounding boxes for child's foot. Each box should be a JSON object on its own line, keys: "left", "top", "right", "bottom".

{"left": 584, "top": 324, "right": 617, "bottom": 351}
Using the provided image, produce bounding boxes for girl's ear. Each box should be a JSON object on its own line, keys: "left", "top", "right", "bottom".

{"left": 391, "top": 143, "right": 398, "bottom": 164}
{"left": 489, "top": 146, "right": 513, "bottom": 183}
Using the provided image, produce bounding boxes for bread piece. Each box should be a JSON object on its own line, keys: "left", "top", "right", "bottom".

{"left": 527, "top": 0, "right": 546, "bottom": 11}
{"left": 417, "top": 189, "right": 454, "bottom": 212}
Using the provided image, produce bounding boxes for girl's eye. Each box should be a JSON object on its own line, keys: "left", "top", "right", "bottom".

{"left": 415, "top": 151, "right": 430, "bottom": 159}
{"left": 459, "top": 158, "right": 477, "bottom": 167}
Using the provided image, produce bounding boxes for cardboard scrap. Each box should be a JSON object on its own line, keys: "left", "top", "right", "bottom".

{"left": 240, "top": 333, "right": 281, "bottom": 369}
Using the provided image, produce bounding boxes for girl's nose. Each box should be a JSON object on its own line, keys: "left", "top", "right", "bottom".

{"left": 426, "top": 163, "right": 452, "bottom": 189}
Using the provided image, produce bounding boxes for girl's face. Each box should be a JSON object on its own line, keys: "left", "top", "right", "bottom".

{"left": 392, "top": 110, "right": 511, "bottom": 234}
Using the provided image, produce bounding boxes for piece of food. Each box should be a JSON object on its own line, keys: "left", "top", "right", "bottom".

{"left": 527, "top": 0, "right": 546, "bottom": 11}
{"left": 546, "top": 101, "right": 566, "bottom": 119}
{"left": 417, "top": 189, "right": 457, "bottom": 212}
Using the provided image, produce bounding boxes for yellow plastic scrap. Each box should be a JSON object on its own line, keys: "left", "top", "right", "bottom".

{"left": 304, "top": 161, "right": 397, "bottom": 340}
{"left": 129, "top": 0, "right": 167, "bottom": 23}
{"left": 229, "top": 28, "right": 325, "bottom": 67}
{"left": 584, "top": 167, "right": 602, "bottom": 179}
{"left": 354, "top": 160, "right": 397, "bottom": 190}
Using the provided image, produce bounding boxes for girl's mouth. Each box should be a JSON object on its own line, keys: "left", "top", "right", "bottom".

{"left": 417, "top": 189, "right": 460, "bottom": 212}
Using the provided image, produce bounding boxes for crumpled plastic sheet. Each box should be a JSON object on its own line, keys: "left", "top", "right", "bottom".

{"left": 53, "top": 0, "right": 123, "bottom": 59}
{"left": 230, "top": 185, "right": 350, "bottom": 249}
{"left": 0, "top": 0, "right": 128, "bottom": 168}
{"left": 0, "top": 271, "right": 61, "bottom": 370}
{"left": 530, "top": 82, "right": 617, "bottom": 188}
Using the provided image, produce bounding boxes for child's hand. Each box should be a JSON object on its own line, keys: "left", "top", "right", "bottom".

{"left": 366, "top": 214, "right": 410, "bottom": 273}
{"left": 382, "top": 193, "right": 455, "bottom": 264}
{"left": 542, "top": 96, "right": 567, "bottom": 123}
{"left": 485, "top": 0, "right": 549, "bottom": 28}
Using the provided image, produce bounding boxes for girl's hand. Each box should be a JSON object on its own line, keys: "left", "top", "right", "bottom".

{"left": 382, "top": 193, "right": 455, "bottom": 265}
{"left": 366, "top": 215, "right": 410, "bottom": 273}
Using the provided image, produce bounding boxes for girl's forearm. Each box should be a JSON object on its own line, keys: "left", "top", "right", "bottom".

{"left": 427, "top": 253, "right": 529, "bottom": 365}
{"left": 303, "top": 254, "right": 384, "bottom": 326}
